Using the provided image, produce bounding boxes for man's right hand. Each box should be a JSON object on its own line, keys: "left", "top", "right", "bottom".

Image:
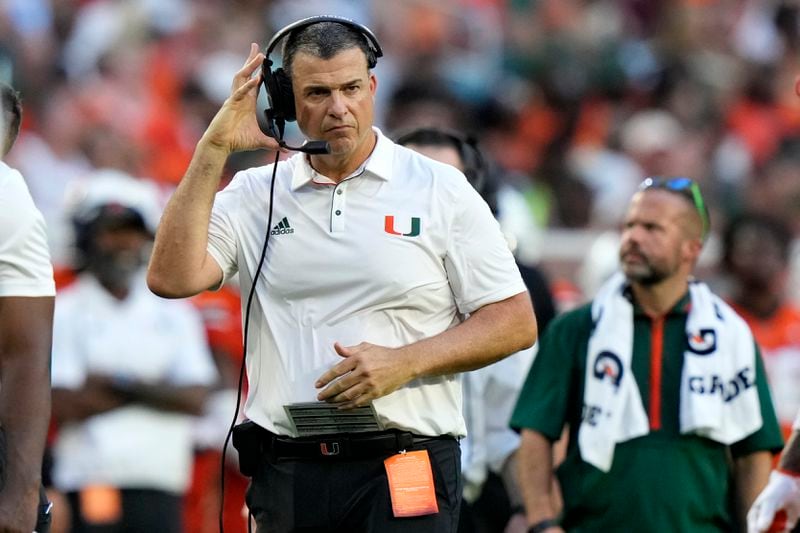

{"left": 200, "top": 43, "right": 282, "bottom": 155}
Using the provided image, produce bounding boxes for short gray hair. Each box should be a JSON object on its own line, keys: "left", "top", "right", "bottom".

{"left": 283, "top": 22, "right": 375, "bottom": 78}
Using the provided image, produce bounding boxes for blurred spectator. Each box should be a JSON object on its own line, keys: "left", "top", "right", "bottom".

{"left": 49, "top": 171, "right": 217, "bottom": 533}
{"left": 385, "top": 79, "right": 472, "bottom": 134}
{"left": 567, "top": 144, "right": 641, "bottom": 229}
{"left": 619, "top": 109, "right": 682, "bottom": 177}
{"left": 576, "top": 230, "right": 622, "bottom": 300}
{"left": 722, "top": 213, "right": 800, "bottom": 440}
{"left": 376, "top": 1, "right": 503, "bottom": 101}
{"left": 744, "top": 141, "right": 800, "bottom": 235}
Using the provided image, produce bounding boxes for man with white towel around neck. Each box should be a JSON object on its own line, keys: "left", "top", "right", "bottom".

{"left": 510, "top": 177, "right": 783, "bottom": 533}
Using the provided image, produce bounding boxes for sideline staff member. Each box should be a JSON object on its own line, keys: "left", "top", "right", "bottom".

{"left": 147, "top": 16, "right": 537, "bottom": 532}
{"left": 511, "top": 177, "right": 782, "bottom": 532}
{"left": 0, "top": 83, "right": 55, "bottom": 532}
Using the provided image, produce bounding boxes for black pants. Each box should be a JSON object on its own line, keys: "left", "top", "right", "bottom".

{"left": 66, "top": 488, "right": 182, "bottom": 533}
{"left": 246, "top": 437, "right": 462, "bottom": 533}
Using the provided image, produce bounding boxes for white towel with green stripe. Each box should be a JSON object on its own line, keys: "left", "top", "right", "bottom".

{"left": 579, "top": 272, "right": 762, "bottom": 472}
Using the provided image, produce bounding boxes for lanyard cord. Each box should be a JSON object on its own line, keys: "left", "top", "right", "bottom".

{"left": 219, "top": 148, "right": 281, "bottom": 533}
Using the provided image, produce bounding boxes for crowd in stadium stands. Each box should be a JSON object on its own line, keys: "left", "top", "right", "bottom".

{"left": 2, "top": 0, "right": 800, "bottom": 531}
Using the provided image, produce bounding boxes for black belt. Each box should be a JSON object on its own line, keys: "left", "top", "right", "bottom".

{"left": 267, "top": 429, "right": 454, "bottom": 460}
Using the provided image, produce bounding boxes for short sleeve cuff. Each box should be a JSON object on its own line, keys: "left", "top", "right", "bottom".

{"left": 205, "top": 245, "right": 232, "bottom": 290}
{"left": 458, "top": 282, "right": 528, "bottom": 316}
{"left": 0, "top": 280, "right": 56, "bottom": 297}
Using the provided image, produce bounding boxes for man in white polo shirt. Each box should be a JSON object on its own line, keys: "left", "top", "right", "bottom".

{"left": 147, "top": 16, "right": 537, "bottom": 532}
{"left": 0, "top": 82, "right": 55, "bottom": 532}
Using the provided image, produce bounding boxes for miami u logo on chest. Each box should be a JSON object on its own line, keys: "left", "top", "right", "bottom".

{"left": 384, "top": 215, "right": 421, "bottom": 237}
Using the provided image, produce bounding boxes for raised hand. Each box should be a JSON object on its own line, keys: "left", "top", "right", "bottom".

{"left": 201, "top": 43, "right": 281, "bottom": 155}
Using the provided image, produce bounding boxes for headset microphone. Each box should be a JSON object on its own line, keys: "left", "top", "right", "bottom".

{"left": 279, "top": 139, "right": 331, "bottom": 154}
{"left": 263, "top": 106, "right": 331, "bottom": 154}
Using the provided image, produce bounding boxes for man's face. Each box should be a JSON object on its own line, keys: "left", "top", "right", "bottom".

{"left": 291, "top": 48, "right": 376, "bottom": 157}
{"left": 86, "top": 224, "right": 151, "bottom": 293}
{"left": 619, "top": 190, "right": 698, "bottom": 286}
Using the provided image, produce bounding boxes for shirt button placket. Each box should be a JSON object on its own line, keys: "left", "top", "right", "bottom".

{"left": 332, "top": 185, "right": 346, "bottom": 232}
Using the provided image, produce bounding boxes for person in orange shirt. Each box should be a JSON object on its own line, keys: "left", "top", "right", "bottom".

{"left": 722, "top": 212, "right": 800, "bottom": 438}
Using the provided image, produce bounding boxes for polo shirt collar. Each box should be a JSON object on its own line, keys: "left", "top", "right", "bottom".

{"left": 291, "top": 127, "right": 394, "bottom": 190}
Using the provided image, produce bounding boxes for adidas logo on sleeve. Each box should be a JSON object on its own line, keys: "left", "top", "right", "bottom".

{"left": 270, "top": 217, "right": 295, "bottom": 235}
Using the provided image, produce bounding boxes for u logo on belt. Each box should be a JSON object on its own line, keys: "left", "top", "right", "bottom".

{"left": 320, "top": 442, "right": 340, "bottom": 456}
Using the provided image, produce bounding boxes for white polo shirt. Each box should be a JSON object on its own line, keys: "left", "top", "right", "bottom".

{"left": 207, "top": 128, "right": 527, "bottom": 437}
{"left": 0, "top": 161, "right": 55, "bottom": 297}
{"left": 51, "top": 273, "right": 218, "bottom": 493}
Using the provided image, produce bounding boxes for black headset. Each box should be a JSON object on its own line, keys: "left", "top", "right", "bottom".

{"left": 394, "top": 127, "right": 489, "bottom": 196}
{"left": 261, "top": 15, "right": 383, "bottom": 142}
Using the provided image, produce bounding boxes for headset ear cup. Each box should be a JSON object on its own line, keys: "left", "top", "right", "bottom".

{"left": 263, "top": 68, "right": 282, "bottom": 118}
{"left": 264, "top": 67, "right": 296, "bottom": 123}
{"left": 273, "top": 68, "right": 296, "bottom": 122}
